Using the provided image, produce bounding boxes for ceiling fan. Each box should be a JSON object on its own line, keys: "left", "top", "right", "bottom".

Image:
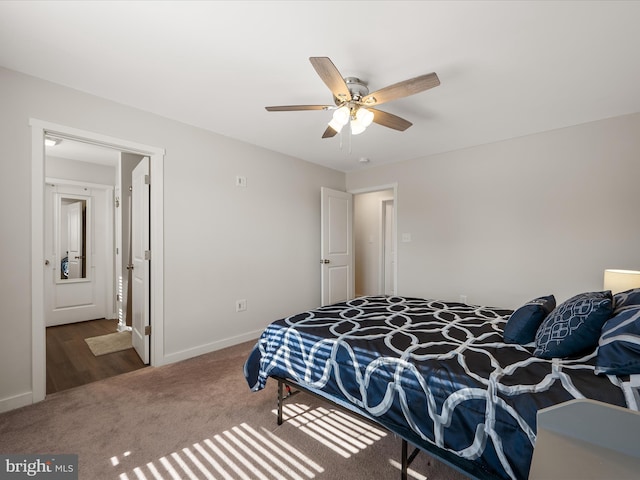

{"left": 265, "top": 57, "right": 440, "bottom": 138}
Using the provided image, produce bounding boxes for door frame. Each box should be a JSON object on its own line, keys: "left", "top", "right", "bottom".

{"left": 380, "top": 198, "right": 395, "bottom": 296}
{"left": 30, "top": 119, "right": 165, "bottom": 404}
{"left": 349, "top": 183, "right": 398, "bottom": 297}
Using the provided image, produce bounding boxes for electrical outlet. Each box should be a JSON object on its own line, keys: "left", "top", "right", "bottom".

{"left": 459, "top": 295, "right": 467, "bottom": 304}
{"left": 236, "top": 299, "right": 247, "bottom": 312}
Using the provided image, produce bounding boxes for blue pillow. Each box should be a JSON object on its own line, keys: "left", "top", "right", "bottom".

{"left": 612, "top": 288, "right": 640, "bottom": 314}
{"left": 534, "top": 291, "right": 613, "bottom": 359}
{"left": 503, "top": 295, "right": 556, "bottom": 344}
{"left": 595, "top": 305, "right": 640, "bottom": 375}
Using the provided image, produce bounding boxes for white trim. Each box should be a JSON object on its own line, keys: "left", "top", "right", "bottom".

{"left": 379, "top": 197, "right": 395, "bottom": 295}
{"left": 45, "top": 177, "right": 114, "bottom": 190}
{"left": 30, "top": 119, "right": 165, "bottom": 404}
{"left": 31, "top": 127, "right": 46, "bottom": 403}
{"left": 0, "top": 392, "right": 33, "bottom": 414}
{"left": 30, "top": 119, "right": 160, "bottom": 155}
{"left": 349, "top": 183, "right": 398, "bottom": 296}
{"left": 149, "top": 154, "right": 164, "bottom": 367}
{"left": 163, "top": 330, "right": 262, "bottom": 365}
{"left": 348, "top": 183, "right": 398, "bottom": 196}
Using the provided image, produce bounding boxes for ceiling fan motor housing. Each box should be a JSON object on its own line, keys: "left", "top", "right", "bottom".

{"left": 344, "top": 77, "right": 369, "bottom": 101}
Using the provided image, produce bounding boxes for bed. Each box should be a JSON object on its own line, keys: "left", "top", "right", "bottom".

{"left": 243, "top": 294, "right": 640, "bottom": 480}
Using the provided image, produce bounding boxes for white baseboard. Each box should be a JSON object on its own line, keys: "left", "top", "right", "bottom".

{"left": 162, "top": 329, "right": 263, "bottom": 365}
{"left": 0, "top": 391, "right": 33, "bottom": 414}
{"left": 0, "top": 331, "right": 263, "bottom": 413}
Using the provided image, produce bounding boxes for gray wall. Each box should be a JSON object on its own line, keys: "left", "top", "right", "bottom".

{"left": 347, "top": 113, "right": 640, "bottom": 308}
{"left": 0, "top": 67, "right": 345, "bottom": 410}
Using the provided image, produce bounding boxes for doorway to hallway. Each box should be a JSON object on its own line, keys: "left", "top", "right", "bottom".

{"left": 43, "top": 138, "right": 150, "bottom": 391}
{"left": 46, "top": 318, "right": 146, "bottom": 394}
{"left": 31, "top": 118, "right": 165, "bottom": 404}
{"left": 319, "top": 184, "right": 398, "bottom": 305}
{"left": 354, "top": 188, "right": 396, "bottom": 297}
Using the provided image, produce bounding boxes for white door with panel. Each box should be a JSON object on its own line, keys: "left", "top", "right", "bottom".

{"left": 131, "top": 157, "right": 151, "bottom": 364}
{"left": 321, "top": 187, "right": 354, "bottom": 306}
{"left": 44, "top": 183, "right": 111, "bottom": 326}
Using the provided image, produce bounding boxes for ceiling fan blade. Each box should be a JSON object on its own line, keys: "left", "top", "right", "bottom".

{"left": 362, "top": 72, "right": 440, "bottom": 106}
{"left": 370, "top": 108, "right": 413, "bottom": 131}
{"left": 265, "top": 105, "right": 332, "bottom": 112}
{"left": 309, "top": 57, "right": 352, "bottom": 103}
{"left": 322, "top": 125, "right": 338, "bottom": 138}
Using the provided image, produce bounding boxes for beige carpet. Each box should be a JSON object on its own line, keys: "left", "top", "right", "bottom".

{"left": 0, "top": 340, "right": 468, "bottom": 480}
{"left": 84, "top": 330, "right": 132, "bottom": 356}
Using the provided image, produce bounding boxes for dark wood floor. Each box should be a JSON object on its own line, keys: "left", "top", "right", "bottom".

{"left": 46, "top": 318, "right": 147, "bottom": 394}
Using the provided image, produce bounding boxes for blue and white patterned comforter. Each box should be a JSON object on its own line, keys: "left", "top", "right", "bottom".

{"left": 244, "top": 296, "right": 638, "bottom": 480}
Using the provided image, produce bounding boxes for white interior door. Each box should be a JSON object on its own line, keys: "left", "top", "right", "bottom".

{"left": 44, "top": 184, "right": 110, "bottom": 326}
{"left": 131, "top": 157, "right": 150, "bottom": 364}
{"left": 321, "top": 187, "right": 354, "bottom": 306}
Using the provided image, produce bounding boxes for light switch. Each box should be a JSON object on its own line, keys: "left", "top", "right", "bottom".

{"left": 235, "top": 175, "right": 247, "bottom": 187}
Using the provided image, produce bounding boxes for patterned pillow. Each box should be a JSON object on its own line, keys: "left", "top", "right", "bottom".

{"left": 612, "top": 288, "right": 640, "bottom": 314}
{"left": 595, "top": 305, "right": 640, "bottom": 375}
{"left": 534, "top": 291, "right": 613, "bottom": 359}
{"left": 503, "top": 295, "right": 556, "bottom": 344}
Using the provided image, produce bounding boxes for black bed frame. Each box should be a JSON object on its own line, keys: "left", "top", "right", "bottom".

{"left": 274, "top": 376, "right": 498, "bottom": 480}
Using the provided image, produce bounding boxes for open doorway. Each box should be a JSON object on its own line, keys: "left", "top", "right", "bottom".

{"left": 353, "top": 187, "right": 396, "bottom": 297}
{"left": 320, "top": 185, "right": 397, "bottom": 305}
{"left": 44, "top": 138, "right": 147, "bottom": 393}
{"left": 31, "top": 119, "right": 165, "bottom": 403}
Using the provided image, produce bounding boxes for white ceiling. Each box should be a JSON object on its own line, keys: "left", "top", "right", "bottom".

{"left": 2, "top": 1, "right": 640, "bottom": 172}
{"left": 45, "top": 137, "right": 121, "bottom": 167}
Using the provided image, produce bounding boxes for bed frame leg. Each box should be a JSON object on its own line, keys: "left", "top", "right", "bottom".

{"left": 401, "top": 439, "right": 408, "bottom": 480}
{"left": 401, "top": 438, "right": 421, "bottom": 480}
{"left": 277, "top": 380, "right": 284, "bottom": 425}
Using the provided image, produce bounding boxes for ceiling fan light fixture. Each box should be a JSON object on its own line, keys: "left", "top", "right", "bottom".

{"left": 350, "top": 107, "right": 374, "bottom": 135}
{"left": 356, "top": 107, "right": 374, "bottom": 127}
{"left": 328, "top": 118, "right": 344, "bottom": 133}
{"left": 332, "top": 106, "right": 350, "bottom": 126}
{"left": 350, "top": 118, "right": 366, "bottom": 135}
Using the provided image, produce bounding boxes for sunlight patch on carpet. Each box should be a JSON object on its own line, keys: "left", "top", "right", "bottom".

{"left": 272, "top": 402, "right": 387, "bottom": 458}
{"left": 113, "top": 422, "right": 323, "bottom": 480}
{"left": 389, "top": 459, "right": 429, "bottom": 480}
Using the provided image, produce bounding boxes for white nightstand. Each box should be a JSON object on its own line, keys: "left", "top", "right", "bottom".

{"left": 529, "top": 399, "right": 640, "bottom": 479}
